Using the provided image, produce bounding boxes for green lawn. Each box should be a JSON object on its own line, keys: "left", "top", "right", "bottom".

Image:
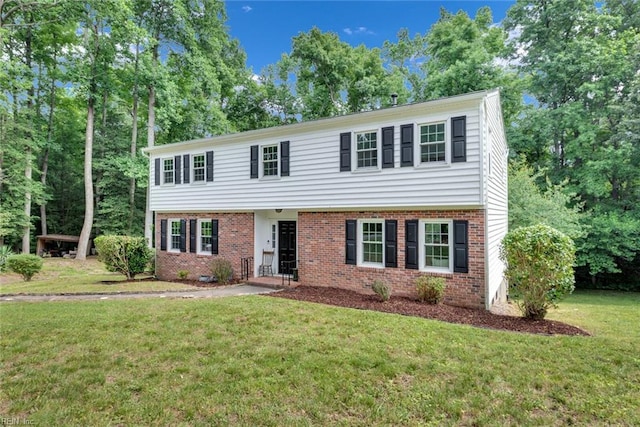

{"left": 0, "top": 257, "right": 196, "bottom": 294}
{"left": 1, "top": 290, "right": 638, "bottom": 426}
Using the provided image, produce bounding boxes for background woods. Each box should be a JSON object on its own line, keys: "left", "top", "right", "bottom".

{"left": 1, "top": 0, "right": 638, "bottom": 287}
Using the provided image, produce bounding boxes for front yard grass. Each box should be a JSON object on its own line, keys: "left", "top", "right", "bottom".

{"left": 0, "top": 257, "right": 196, "bottom": 294}
{"left": 1, "top": 290, "right": 638, "bottom": 425}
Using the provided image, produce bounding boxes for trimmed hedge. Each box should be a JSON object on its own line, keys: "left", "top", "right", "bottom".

{"left": 6, "top": 254, "right": 43, "bottom": 281}
{"left": 94, "top": 235, "right": 153, "bottom": 280}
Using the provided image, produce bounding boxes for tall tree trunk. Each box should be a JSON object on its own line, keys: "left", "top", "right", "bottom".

{"left": 129, "top": 42, "right": 140, "bottom": 235}
{"left": 21, "top": 20, "right": 33, "bottom": 254}
{"left": 76, "top": 96, "right": 95, "bottom": 260}
{"left": 40, "top": 64, "right": 57, "bottom": 237}
{"left": 144, "top": 41, "right": 159, "bottom": 246}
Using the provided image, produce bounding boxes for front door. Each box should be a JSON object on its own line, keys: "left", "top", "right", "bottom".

{"left": 278, "top": 221, "right": 296, "bottom": 274}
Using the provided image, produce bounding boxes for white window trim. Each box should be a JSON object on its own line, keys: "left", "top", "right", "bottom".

{"left": 260, "top": 144, "right": 280, "bottom": 179}
{"left": 419, "top": 219, "right": 453, "bottom": 273}
{"left": 192, "top": 153, "right": 206, "bottom": 184}
{"left": 197, "top": 219, "right": 213, "bottom": 255}
{"left": 353, "top": 129, "right": 381, "bottom": 172}
{"left": 357, "top": 219, "right": 385, "bottom": 268}
{"left": 162, "top": 158, "right": 175, "bottom": 186}
{"left": 168, "top": 218, "right": 182, "bottom": 253}
{"left": 417, "top": 120, "right": 450, "bottom": 167}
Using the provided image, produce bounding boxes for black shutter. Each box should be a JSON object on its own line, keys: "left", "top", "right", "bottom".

{"left": 345, "top": 219, "right": 357, "bottom": 265}
{"left": 183, "top": 154, "right": 190, "bottom": 183}
{"left": 340, "top": 132, "right": 351, "bottom": 172}
{"left": 189, "top": 219, "right": 197, "bottom": 253}
{"left": 385, "top": 220, "right": 397, "bottom": 268}
{"left": 405, "top": 219, "right": 419, "bottom": 269}
{"left": 179, "top": 219, "right": 187, "bottom": 252}
{"left": 160, "top": 219, "right": 167, "bottom": 251}
{"left": 206, "top": 150, "right": 214, "bottom": 182}
{"left": 400, "top": 124, "right": 414, "bottom": 167}
{"left": 382, "top": 126, "right": 394, "bottom": 169}
{"left": 281, "top": 141, "right": 290, "bottom": 176}
{"left": 250, "top": 145, "right": 259, "bottom": 179}
{"left": 451, "top": 116, "right": 466, "bottom": 163}
{"left": 174, "top": 155, "right": 181, "bottom": 184}
{"left": 154, "top": 158, "right": 161, "bottom": 185}
{"left": 453, "top": 220, "right": 469, "bottom": 273}
{"left": 211, "top": 219, "right": 219, "bottom": 255}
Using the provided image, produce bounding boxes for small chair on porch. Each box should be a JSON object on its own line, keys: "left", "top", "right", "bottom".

{"left": 259, "top": 250, "right": 275, "bottom": 276}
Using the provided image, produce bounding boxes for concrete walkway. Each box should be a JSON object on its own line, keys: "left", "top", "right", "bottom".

{"left": 0, "top": 284, "right": 279, "bottom": 303}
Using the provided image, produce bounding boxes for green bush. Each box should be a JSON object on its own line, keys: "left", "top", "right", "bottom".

{"left": 0, "top": 245, "right": 14, "bottom": 273}
{"left": 416, "top": 275, "right": 446, "bottom": 304}
{"left": 371, "top": 279, "right": 391, "bottom": 302}
{"left": 94, "top": 235, "right": 153, "bottom": 280}
{"left": 6, "top": 254, "right": 43, "bottom": 281}
{"left": 177, "top": 270, "right": 189, "bottom": 280}
{"left": 211, "top": 258, "right": 233, "bottom": 285}
{"left": 500, "top": 224, "right": 576, "bottom": 320}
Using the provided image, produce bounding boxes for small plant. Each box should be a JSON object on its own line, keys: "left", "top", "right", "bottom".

{"left": 371, "top": 279, "right": 391, "bottom": 302}
{"left": 500, "top": 224, "right": 575, "bottom": 320}
{"left": 0, "top": 245, "right": 14, "bottom": 272}
{"left": 6, "top": 254, "right": 43, "bottom": 281}
{"left": 177, "top": 270, "right": 189, "bottom": 280}
{"left": 416, "top": 275, "right": 446, "bottom": 304}
{"left": 94, "top": 235, "right": 154, "bottom": 280}
{"left": 211, "top": 258, "right": 233, "bottom": 285}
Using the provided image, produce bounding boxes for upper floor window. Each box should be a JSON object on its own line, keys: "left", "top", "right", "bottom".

{"left": 356, "top": 131, "right": 378, "bottom": 169}
{"left": 419, "top": 122, "right": 446, "bottom": 163}
{"left": 263, "top": 145, "right": 278, "bottom": 177}
{"left": 163, "top": 158, "right": 174, "bottom": 184}
{"left": 359, "top": 220, "right": 384, "bottom": 266}
{"left": 193, "top": 154, "right": 205, "bottom": 182}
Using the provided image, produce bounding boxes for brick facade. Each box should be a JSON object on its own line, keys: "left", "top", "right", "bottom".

{"left": 297, "top": 210, "right": 486, "bottom": 309}
{"left": 155, "top": 209, "right": 486, "bottom": 309}
{"left": 155, "top": 212, "right": 254, "bottom": 281}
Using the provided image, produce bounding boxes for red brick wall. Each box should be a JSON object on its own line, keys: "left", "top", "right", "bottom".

{"left": 155, "top": 212, "right": 254, "bottom": 281}
{"left": 297, "top": 210, "right": 486, "bottom": 309}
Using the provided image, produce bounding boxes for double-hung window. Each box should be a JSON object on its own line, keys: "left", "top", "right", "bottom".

{"left": 169, "top": 219, "right": 181, "bottom": 252}
{"left": 163, "top": 158, "right": 174, "bottom": 184}
{"left": 419, "top": 122, "right": 446, "bottom": 163}
{"left": 356, "top": 131, "right": 378, "bottom": 169}
{"left": 198, "top": 219, "right": 212, "bottom": 254}
{"left": 359, "top": 220, "right": 384, "bottom": 266}
{"left": 193, "top": 154, "right": 205, "bottom": 182}
{"left": 421, "top": 220, "right": 452, "bottom": 271}
{"left": 263, "top": 145, "right": 278, "bottom": 177}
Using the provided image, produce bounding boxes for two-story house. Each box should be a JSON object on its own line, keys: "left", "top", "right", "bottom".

{"left": 144, "top": 89, "right": 508, "bottom": 310}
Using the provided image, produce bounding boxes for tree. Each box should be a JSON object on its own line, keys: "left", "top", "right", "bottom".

{"left": 500, "top": 224, "right": 576, "bottom": 320}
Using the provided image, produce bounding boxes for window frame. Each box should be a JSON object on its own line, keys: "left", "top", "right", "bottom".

{"left": 354, "top": 130, "right": 380, "bottom": 170}
{"left": 419, "top": 219, "right": 453, "bottom": 273}
{"left": 197, "top": 219, "right": 213, "bottom": 255}
{"left": 162, "top": 158, "right": 175, "bottom": 185}
{"left": 168, "top": 219, "right": 182, "bottom": 253}
{"left": 418, "top": 121, "right": 448, "bottom": 165}
{"left": 261, "top": 144, "right": 279, "bottom": 178}
{"left": 192, "top": 153, "right": 206, "bottom": 183}
{"left": 357, "top": 219, "right": 385, "bottom": 267}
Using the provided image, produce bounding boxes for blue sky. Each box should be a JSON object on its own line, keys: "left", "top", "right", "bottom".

{"left": 225, "top": 1, "right": 517, "bottom": 73}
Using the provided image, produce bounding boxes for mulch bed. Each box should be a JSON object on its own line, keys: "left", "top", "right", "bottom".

{"left": 268, "top": 286, "right": 590, "bottom": 336}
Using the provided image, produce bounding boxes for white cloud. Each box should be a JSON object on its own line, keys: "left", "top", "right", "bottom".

{"left": 343, "top": 26, "right": 375, "bottom": 36}
{"left": 242, "top": 5, "right": 252, "bottom": 12}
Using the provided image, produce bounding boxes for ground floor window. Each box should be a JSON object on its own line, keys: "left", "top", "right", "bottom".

{"left": 421, "top": 220, "right": 452, "bottom": 271}
{"left": 170, "top": 219, "right": 181, "bottom": 252}
{"left": 198, "top": 220, "right": 212, "bottom": 254}
{"left": 359, "top": 220, "right": 384, "bottom": 266}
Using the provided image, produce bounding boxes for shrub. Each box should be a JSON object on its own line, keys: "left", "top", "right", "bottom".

{"left": 6, "top": 254, "right": 43, "bottom": 281}
{"left": 500, "top": 224, "right": 576, "bottom": 320}
{"left": 177, "top": 270, "right": 189, "bottom": 280}
{"left": 94, "top": 235, "right": 153, "bottom": 280}
{"left": 416, "top": 275, "right": 446, "bottom": 304}
{"left": 211, "top": 258, "right": 233, "bottom": 285}
{"left": 371, "top": 279, "right": 391, "bottom": 302}
{"left": 0, "top": 245, "right": 14, "bottom": 273}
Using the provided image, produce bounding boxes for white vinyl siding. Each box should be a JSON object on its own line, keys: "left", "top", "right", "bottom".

{"left": 359, "top": 220, "right": 384, "bottom": 267}
{"left": 148, "top": 92, "right": 489, "bottom": 212}
{"left": 193, "top": 154, "right": 205, "bottom": 182}
{"left": 420, "top": 220, "right": 453, "bottom": 272}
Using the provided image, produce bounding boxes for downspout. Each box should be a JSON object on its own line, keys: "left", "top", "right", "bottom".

{"left": 140, "top": 148, "right": 158, "bottom": 278}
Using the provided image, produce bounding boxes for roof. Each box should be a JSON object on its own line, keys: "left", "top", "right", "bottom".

{"left": 36, "top": 234, "right": 81, "bottom": 242}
